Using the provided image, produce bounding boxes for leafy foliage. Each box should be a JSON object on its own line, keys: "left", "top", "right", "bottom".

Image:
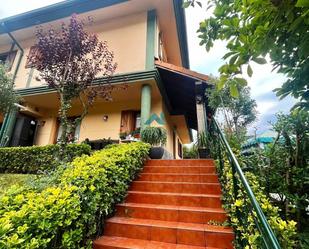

{"left": 28, "top": 15, "right": 118, "bottom": 153}
{"left": 0, "top": 142, "right": 150, "bottom": 248}
{"left": 0, "top": 64, "right": 18, "bottom": 114}
{"left": 0, "top": 174, "right": 36, "bottom": 196}
{"left": 207, "top": 77, "right": 257, "bottom": 143}
{"left": 183, "top": 144, "right": 199, "bottom": 159}
{"left": 197, "top": 131, "right": 210, "bottom": 148}
{"left": 244, "top": 110, "right": 309, "bottom": 243}
{"left": 215, "top": 153, "right": 297, "bottom": 248}
{"left": 187, "top": 0, "right": 309, "bottom": 109}
{"left": 141, "top": 127, "right": 167, "bottom": 146}
{"left": 0, "top": 143, "right": 91, "bottom": 174}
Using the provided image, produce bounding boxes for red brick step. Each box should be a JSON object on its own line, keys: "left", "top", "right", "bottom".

{"left": 103, "top": 217, "right": 233, "bottom": 248}
{"left": 138, "top": 173, "right": 219, "bottom": 183}
{"left": 130, "top": 181, "right": 221, "bottom": 194}
{"left": 93, "top": 159, "right": 234, "bottom": 248}
{"left": 116, "top": 203, "right": 227, "bottom": 223}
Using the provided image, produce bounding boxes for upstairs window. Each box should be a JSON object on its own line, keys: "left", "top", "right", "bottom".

{"left": 0, "top": 51, "right": 17, "bottom": 71}
{"left": 25, "top": 46, "right": 40, "bottom": 68}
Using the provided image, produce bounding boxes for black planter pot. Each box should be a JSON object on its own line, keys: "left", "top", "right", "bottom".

{"left": 198, "top": 148, "right": 211, "bottom": 159}
{"left": 149, "top": 146, "right": 164, "bottom": 159}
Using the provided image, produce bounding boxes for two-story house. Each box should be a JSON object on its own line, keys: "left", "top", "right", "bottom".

{"left": 0, "top": 0, "right": 211, "bottom": 159}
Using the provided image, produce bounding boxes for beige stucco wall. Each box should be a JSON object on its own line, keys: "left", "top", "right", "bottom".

{"left": 0, "top": 12, "right": 147, "bottom": 89}
{"left": 18, "top": 81, "right": 188, "bottom": 158}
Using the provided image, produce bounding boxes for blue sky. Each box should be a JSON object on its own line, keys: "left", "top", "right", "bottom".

{"left": 0, "top": 0, "right": 296, "bottom": 135}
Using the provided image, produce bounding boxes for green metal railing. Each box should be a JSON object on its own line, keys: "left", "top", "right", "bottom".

{"left": 211, "top": 119, "right": 281, "bottom": 249}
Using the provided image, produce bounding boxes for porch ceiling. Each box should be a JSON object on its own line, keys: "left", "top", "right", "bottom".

{"left": 21, "top": 80, "right": 160, "bottom": 110}
{"left": 155, "top": 60, "right": 212, "bottom": 131}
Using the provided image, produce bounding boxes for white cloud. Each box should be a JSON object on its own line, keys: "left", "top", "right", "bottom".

{"left": 0, "top": 0, "right": 64, "bottom": 18}
{"left": 185, "top": 5, "right": 296, "bottom": 134}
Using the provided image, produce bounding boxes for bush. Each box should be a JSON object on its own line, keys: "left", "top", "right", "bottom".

{"left": 0, "top": 142, "right": 150, "bottom": 249}
{"left": 216, "top": 157, "right": 297, "bottom": 248}
{"left": 0, "top": 143, "right": 91, "bottom": 174}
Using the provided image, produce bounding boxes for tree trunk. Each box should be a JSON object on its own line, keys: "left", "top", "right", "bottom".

{"left": 58, "top": 92, "right": 71, "bottom": 160}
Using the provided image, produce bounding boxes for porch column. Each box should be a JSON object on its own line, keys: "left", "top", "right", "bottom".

{"left": 140, "top": 84, "right": 152, "bottom": 129}
{"left": 0, "top": 109, "right": 17, "bottom": 147}
{"left": 195, "top": 81, "right": 207, "bottom": 133}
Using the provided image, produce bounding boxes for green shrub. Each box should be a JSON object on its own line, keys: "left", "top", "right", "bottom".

{"left": 216, "top": 157, "right": 297, "bottom": 248}
{"left": 0, "top": 142, "right": 150, "bottom": 249}
{"left": 0, "top": 143, "right": 91, "bottom": 174}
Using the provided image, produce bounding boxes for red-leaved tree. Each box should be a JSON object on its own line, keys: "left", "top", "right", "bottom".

{"left": 29, "top": 15, "right": 118, "bottom": 156}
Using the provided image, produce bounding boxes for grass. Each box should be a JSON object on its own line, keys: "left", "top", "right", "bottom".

{"left": 0, "top": 174, "right": 36, "bottom": 195}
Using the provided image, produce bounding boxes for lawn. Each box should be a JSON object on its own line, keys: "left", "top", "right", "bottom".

{"left": 0, "top": 174, "right": 36, "bottom": 195}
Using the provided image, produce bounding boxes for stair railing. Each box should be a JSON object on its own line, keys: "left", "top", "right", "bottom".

{"left": 211, "top": 118, "right": 281, "bottom": 249}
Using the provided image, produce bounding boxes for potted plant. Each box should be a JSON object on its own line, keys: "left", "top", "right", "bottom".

{"left": 141, "top": 126, "right": 167, "bottom": 159}
{"left": 131, "top": 128, "right": 141, "bottom": 139}
{"left": 119, "top": 132, "right": 127, "bottom": 140}
{"left": 197, "top": 131, "right": 211, "bottom": 158}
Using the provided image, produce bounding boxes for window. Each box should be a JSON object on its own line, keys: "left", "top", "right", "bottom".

{"left": 0, "top": 51, "right": 17, "bottom": 71}
{"left": 158, "top": 32, "right": 167, "bottom": 62}
{"left": 25, "top": 46, "right": 39, "bottom": 68}
{"left": 178, "top": 139, "right": 183, "bottom": 158}
{"left": 120, "top": 110, "right": 141, "bottom": 134}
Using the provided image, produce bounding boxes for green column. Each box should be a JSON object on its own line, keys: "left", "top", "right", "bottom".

{"left": 0, "top": 109, "right": 17, "bottom": 147}
{"left": 140, "top": 84, "right": 152, "bottom": 129}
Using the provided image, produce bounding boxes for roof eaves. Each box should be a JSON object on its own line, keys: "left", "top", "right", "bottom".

{"left": 0, "top": 0, "right": 128, "bottom": 35}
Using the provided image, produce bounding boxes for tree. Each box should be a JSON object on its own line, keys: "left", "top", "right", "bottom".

{"left": 244, "top": 110, "right": 309, "bottom": 245}
{"left": 0, "top": 64, "right": 18, "bottom": 115}
{"left": 184, "top": 0, "right": 309, "bottom": 110}
{"left": 207, "top": 77, "right": 257, "bottom": 143}
{"left": 29, "top": 15, "right": 118, "bottom": 155}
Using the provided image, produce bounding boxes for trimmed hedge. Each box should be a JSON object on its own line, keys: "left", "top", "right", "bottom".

{"left": 0, "top": 142, "right": 150, "bottom": 249}
{"left": 0, "top": 144, "right": 91, "bottom": 174}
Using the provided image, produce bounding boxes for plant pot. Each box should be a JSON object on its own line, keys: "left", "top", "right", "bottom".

{"left": 149, "top": 146, "right": 164, "bottom": 159}
{"left": 198, "top": 148, "right": 211, "bottom": 158}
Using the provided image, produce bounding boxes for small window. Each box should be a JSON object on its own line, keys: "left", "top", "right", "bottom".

{"left": 25, "top": 46, "right": 40, "bottom": 68}
{"left": 158, "top": 32, "right": 167, "bottom": 62}
{"left": 178, "top": 139, "right": 183, "bottom": 158}
{"left": 0, "top": 51, "right": 17, "bottom": 71}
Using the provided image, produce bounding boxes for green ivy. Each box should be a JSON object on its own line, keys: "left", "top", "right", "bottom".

{"left": 0, "top": 142, "right": 150, "bottom": 249}
{"left": 0, "top": 144, "right": 91, "bottom": 174}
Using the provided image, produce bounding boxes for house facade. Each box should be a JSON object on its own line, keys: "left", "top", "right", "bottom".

{"left": 0, "top": 0, "right": 211, "bottom": 159}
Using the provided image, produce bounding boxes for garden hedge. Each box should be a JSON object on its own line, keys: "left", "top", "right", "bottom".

{"left": 0, "top": 142, "right": 150, "bottom": 249}
{"left": 0, "top": 143, "right": 91, "bottom": 174}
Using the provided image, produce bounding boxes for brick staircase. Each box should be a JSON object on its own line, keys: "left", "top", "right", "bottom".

{"left": 93, "top": 159, "right": 234, "bottom": 249}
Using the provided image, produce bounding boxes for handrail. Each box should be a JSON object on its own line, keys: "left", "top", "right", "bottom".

{"left": 212, "top": 119, "right": 281, "bottom": 249}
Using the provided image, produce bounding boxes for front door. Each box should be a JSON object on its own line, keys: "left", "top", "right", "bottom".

{"left": 10, "top": 114, "right": 38, "bottom": 146}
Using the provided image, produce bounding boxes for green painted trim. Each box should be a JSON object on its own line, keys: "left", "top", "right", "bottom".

{"left": 0, "top": 109, "right": 17, "bottom": 147}
{"left": 0, "top": 113, "right": 9, "bottom": 142}
{"left": 0, "top": 0, "right": 128, "bottom": 34}
{"left": 26, "top": 68, "right": 35, "bottom": 88}
{"left": 173, "top": 0, "right": 190, "bottom": 69}
{"left": 16, "top": 70, "right": 158, "bottom": 96}
{"left": 145, "top": 10, "right": 157, "bottom": 70}
{"left": 140, "top": 84, "right": 152, "bottom": 129}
